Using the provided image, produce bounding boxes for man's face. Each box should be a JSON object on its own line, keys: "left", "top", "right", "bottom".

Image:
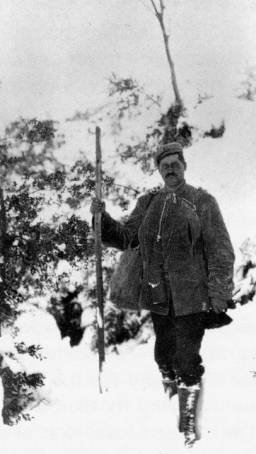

{"left": 158, "top": 153, "right": 185, "bottom": 188}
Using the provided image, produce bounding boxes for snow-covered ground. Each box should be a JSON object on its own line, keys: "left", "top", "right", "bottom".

{"left": 1, "top": 300, "right": 256, "bottom": 453}
{"left": 1, "top": 92, "right": 256, "bottom": 452}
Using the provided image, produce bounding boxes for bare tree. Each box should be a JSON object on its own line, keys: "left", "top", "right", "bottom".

{"left": 149, "top": 0, "right": 183, "bottom": 108}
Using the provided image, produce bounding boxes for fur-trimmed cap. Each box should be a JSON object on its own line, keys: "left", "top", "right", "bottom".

{"left": 154, "top": 142, "right": 184, "bottom": 166}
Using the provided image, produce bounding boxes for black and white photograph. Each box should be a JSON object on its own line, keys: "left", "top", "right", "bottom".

{"left": 0, "top": 1, "right": 256, "bottom": 452}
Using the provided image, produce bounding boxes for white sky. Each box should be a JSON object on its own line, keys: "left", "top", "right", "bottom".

{"left": 0, "top": 0, "right": 256, "bottom": 122}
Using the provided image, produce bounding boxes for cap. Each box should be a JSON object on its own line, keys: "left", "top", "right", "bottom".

{"left": 154, "top": 142, "right": 184, "bottom": 166}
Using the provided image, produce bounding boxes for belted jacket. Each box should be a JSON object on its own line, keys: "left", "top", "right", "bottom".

{"left": 99, "top": 182, "right": 235, "bottom": 316}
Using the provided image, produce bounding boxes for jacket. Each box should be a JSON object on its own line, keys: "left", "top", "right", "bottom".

{"left": 99, "top": 182, "right": 235, "bottom": 316}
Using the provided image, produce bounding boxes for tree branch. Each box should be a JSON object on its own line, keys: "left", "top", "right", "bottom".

{"left": 112, "top": 183, "right": 140, "bottom": 195}
{"left": 149, "top": 0, "right": 183, "bottom": 107}
{"left": 150, "top": 0, "right": 160, "bottom": 17}
{"left": 159, "top": 0, "right": 165, "bottom": 13}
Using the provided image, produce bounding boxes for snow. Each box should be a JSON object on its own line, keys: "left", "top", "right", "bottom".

{"left": 1, "top": 300, "right": 256, "bottom": 453}
{"left": 183, "top": 97, "right": 256, "bottom": 255}
{"left": 51, "top": 94, "right": 256, "bottom": 263}
{"left": 2, "top": 93, "right": 255, "bottom": 451}
{"left": 2, "top": 81, "right": 256, "bottom": 453}
{"left": 1, "top": 1, "right": 256, "bottom": 451}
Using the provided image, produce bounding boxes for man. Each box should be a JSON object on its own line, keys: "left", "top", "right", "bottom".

{"left": 91, "top": 142, "right": 235, "bottom": 447}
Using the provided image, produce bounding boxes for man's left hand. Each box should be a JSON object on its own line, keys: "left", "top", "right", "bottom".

{"left": 210, "top": 298, "right": 228, "bottom": 313}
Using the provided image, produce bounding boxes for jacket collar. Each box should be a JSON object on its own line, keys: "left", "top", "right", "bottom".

{"left": 162, "top": 179, "right": 186, "bottom": 195}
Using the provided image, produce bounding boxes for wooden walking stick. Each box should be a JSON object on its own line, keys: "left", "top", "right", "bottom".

{"left": 0, "top": 187, "right": 7, "bottom": 337}
{"left": 95, "top": 126, "right": 105, "bottom": 393}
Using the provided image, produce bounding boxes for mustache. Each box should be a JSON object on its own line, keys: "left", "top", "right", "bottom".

{"left": 166, "top": 172, "right": 176, "bottom": 177}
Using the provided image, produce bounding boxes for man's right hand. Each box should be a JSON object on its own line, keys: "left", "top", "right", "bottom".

{"left": 90, "top": 197, "right": 106, "bottom": 215}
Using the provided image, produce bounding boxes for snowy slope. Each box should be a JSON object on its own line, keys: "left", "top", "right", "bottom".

{"left": 1, "top": 299, "right": 256, "bottom": 453}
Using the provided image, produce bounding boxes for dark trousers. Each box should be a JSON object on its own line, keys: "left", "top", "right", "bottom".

{"left": 151, "top": 310, "right": 205, "bottom": 386}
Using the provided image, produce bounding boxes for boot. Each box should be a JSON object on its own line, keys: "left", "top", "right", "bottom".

{"left": 177, "top": 382, "right": 201, "bottom": 448}
{"left": 162, "top": 377, "right": 177, "bottom": 399}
